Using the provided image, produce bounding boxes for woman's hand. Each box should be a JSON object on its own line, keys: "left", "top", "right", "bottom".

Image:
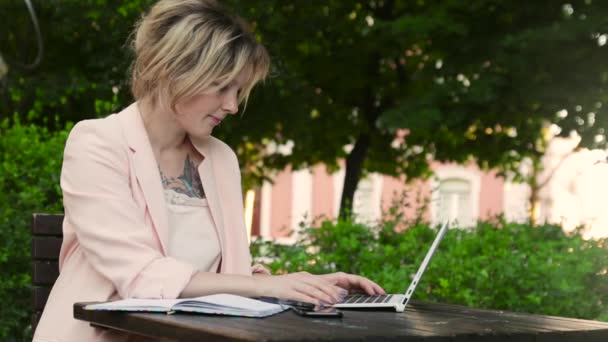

{"left": 253, "top": 272, "right": 348, "bottom": 306}
{"left": 251, "top": 264, "right": 271, "bottom": 276}
{"left": 319, "top": 272, "right": 386, "bottom": 296}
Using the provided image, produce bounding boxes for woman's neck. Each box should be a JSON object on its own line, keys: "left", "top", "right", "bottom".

{"left": 138, "top": 99, "right": 188, "bottom": 155}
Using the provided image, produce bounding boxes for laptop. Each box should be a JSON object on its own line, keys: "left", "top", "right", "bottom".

{"left": 333, "top": 221, "right": 449, "bottom": 312}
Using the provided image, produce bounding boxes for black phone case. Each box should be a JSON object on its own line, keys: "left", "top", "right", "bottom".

{"left": 292, "top": 307, "right": 343, "bottom": 318}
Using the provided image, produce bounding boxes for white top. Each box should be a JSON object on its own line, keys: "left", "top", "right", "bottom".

{"left": 164, "top": 189, "right": 222, "bottom": 272}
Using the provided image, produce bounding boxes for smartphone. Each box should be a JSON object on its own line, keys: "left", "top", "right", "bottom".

{"left": 291, "top": 306, "right": 343, "bottom": 318}
{"left": 257, "top": 297, "right": 315, "bottom": 310}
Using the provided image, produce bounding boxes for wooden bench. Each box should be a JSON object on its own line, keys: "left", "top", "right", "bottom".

{"left": 31, "top": 213, "right": 64, "bottom": 332}
{"left": 74, "top": 300, "right": 608, "bottom": 341}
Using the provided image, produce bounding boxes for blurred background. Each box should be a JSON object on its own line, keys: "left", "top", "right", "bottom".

{"left": 1, "top": 0, "right": 607, "bottom": 340}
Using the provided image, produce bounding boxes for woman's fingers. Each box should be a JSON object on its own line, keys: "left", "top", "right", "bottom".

{"left": 325, "top": 272, "right": 386, "bottom": 295}
{"left": 284, "top": 290, "right": 323, "bottom": 307}
{"left": 293, "top": 281, "right": 337, "bottom": 305}
{"left": 264, "top": 273, "right": 339, "bottom": 305}
{"left": 360, "top": 279, "right": 379, "bottom": 295}
{"left": 297, "top": 272, "right": 346, "bottom": 303}
{"left": 372, "top": 281, "right": 386, "bottom": 295}
{"left": 258, "top": 272, "right": 384, "bottom": 307}
{"left": 356, "top": 276, "right": 386, "bottom": 295}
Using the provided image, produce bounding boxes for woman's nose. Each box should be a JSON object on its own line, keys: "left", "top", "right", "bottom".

{"left": 222, "top": 93, "right": 239, "bottom": 115}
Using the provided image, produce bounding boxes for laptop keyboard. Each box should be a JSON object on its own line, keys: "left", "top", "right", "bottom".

{"left": 341, "top": 294, "right": 393, "bottom": 304}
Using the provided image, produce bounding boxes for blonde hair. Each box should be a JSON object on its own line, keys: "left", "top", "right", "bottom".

{"left": 129, "top": 0, "right": 270, "bottom": 111}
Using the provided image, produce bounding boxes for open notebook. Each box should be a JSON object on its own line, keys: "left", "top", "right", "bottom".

{"left": 85, "top": 294, "right": 288, "bottom": 318}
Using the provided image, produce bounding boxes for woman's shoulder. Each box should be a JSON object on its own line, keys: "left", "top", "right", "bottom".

{"left": 70, "top": 113, "right": 119, "bottom": 135}
{"left": 64, "top": 107, "right": 139, "bottom": 163}
{"left": 67, "top": 114, "right": 122, "bottom": 148}
{"left": 207, "top": 136, "right": 234, "bottom": 154}
{"left": 197, "top": 135, "right": 238, "bottom": 165}
{"left": 68, "top": 104, "right": 140, "bottom": 149}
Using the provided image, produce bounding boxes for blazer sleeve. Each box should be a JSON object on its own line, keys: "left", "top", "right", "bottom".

{"left": 60, "top": 119, "right": 196, "bottom": 299}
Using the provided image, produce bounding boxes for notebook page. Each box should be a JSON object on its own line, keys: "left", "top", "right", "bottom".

{"left": 176, "top": 294, "right": 282, "bottom": 312}
{"left": 86, "top": 298, "right": 181, "bottom": 312}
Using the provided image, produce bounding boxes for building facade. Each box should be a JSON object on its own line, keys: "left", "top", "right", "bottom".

{"left": 250, "top": 138, "right": 608, "bottom": 241}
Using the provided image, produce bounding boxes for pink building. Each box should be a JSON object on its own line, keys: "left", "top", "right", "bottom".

{"left": 250, "top": 161, "right": 524, "bottom": 242}
{"left": 247, "top": 136, "right": 608, "bottom": 241}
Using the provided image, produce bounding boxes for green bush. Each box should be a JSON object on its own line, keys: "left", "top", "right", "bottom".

{"left": 251, "top": 217, "right": 608, "bottom": 321}
{"left": 0, "top": 118, "right": 69, "bottom": 341}
{"left": 0, "top": 117, "right": 606, "bottom": 341}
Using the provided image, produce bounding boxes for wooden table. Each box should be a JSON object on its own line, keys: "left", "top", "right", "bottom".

{"left": 74, "top": 300, "right": 608, "bottom": 341}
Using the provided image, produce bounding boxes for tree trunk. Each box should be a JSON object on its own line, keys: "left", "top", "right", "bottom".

{"left": 527, "top": 157, "right": 542, "bottom": 226}
{"left": 529, "top": 185, "right": 540, "bottom": 227}
{"left": 527, "top": 143, "right": 578, "bottom": 226}
{"left": 339, "top": 133, "right": 371, "bottom": 218}
{"left": 337, "top": 47, "right": 383, "bottom": 218}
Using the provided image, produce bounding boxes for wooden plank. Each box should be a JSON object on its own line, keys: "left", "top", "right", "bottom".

{"left": 405, "top": 303, "right": 560, "bottom": 333}
{"left": 32, "top": 311, "right": 43, "bottom": 333}
{"left": 32, "top": 236, "right": 62, "bottom": 260}
{"left": 32, "top": 213, "right": 64, "bottom": 236}
{"left": 74, "top": 302, "right": 608, "bottom": 341}
{"left": 74, "top": 304, "right": 248, "bottom": 342}
{"left": 33, "top": 287, "right": 51, "bottom": 311}
{"left": 74, "top": 303, "right": 447, "bottom": 341}
{"left": 413, "top": 301, "right": 608, "bottom": 330}
{"left": 412, "top": 307, "right": 575, "bottom": 336}
{"left": 32, "top": 261, "right": 59, "bottom": 286}
{"left": 398, "top": 304, "right": 547, "bottom": 335}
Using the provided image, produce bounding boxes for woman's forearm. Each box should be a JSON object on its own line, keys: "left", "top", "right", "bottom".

{"left": 179, "top": 271, "right": 260, "bottom": 298}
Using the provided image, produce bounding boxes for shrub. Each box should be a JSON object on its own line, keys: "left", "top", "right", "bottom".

{"left": 251, "top": 217, "right": 608, "bottom": 321}
{"left": 1, "top": 117, "right": 606, "bottom": 341}
{"left": 0, "top": 117, "right": 69, "bottom": 341}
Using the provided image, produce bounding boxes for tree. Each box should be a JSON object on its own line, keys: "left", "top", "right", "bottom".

{"left": 2, "top": 0, "right": 608, "bottom": 217}
{"left": 1, "top": 0, "right": 153, "bottom": 124}
{"left": 221, "top": 0, "right": 608, "bottom": 217}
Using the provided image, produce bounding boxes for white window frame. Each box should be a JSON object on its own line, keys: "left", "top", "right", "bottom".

{"left": 430, "top": 166, "right": 480, "bottom": 227}
{"left": 352, "top": 173, "right": 384, "bottom": 224}
{"left": 290, "top": 168, "right": 313, "bottom": 242}
{"left": 259, "top": 180, "right": 273, "bottom": 239}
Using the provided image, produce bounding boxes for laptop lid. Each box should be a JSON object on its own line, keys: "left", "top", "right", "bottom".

{"left": 401, "top": 221, "right": 449, "bottom": 307}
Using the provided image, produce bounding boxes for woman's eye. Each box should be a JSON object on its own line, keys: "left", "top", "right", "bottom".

{"left": 209, "top": 82, "right": 227, "bottom": 93}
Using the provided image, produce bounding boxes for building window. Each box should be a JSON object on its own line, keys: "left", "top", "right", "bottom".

{"left": 353, "top": 176, "right": 381, "bottom": 223}
{"left": 437, "top": 178, "right": 472, "bottom": 226}
{"left": 431, "top": 166, "right": 480, "bottom": 227}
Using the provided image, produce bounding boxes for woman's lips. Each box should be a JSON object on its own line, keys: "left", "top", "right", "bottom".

{"left": 209, "top": 115, "right": 222, "bottom": 126}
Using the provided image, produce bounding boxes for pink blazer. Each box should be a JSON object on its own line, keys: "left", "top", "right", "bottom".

{"left": 33, "top": 103, "right": 253, "bottom": 342}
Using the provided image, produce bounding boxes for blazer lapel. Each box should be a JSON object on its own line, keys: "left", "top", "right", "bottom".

{"left": 192, "top": 136, "right": 253, "bottom": 275}
{"left": 119, "top": 103, "right": 170, "bottom": 255}
{"left": 193, "top": 138, "right": 227, "bottom": 269}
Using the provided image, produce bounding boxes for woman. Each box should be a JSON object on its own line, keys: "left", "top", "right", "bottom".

{"left": 33, "top": 1, "right": 384, "bottom": 341}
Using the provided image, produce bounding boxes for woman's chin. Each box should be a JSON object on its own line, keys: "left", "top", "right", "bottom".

{"left": 187, "top": 129, "right": 213, "bottom": 141}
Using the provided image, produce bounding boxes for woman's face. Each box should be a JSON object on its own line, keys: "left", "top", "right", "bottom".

{"left": 174, "top": 72, "right": 246, "bottom": 138}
